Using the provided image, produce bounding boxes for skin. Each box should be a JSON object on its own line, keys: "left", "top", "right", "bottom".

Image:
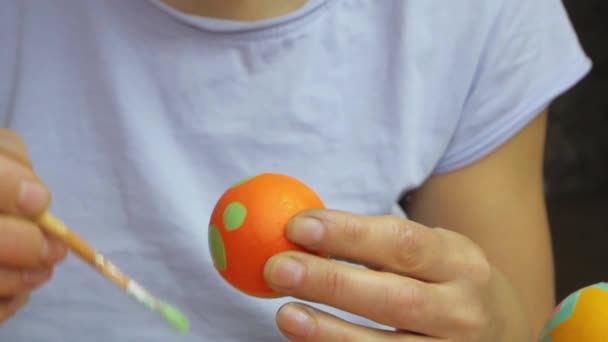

{"left": 264, "top": 111, "right": 553, "bottom": 341}
{"left": 158, "top": 0, "right": 307, "bottom": 21}
{"left": 0, "top": 129, "right": 67, "bottom": 324}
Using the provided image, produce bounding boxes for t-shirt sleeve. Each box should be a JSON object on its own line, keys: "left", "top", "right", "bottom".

{"left": 433, "top": 0, "right": 591, "bottom": 173}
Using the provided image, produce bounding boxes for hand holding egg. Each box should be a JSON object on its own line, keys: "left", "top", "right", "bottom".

{"left": 209, "top": 173, "right": 532, "bottom": 341}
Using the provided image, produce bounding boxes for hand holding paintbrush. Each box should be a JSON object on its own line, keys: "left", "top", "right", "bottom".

{"left": 0, "top": 129, "right": 189, "bottom": 333}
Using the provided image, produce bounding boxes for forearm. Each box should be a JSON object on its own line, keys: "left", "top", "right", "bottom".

{"left": 407, "top": 186, "right": 555, "bottom": 338}
{"left": 405, "top": 112, "right": 555, "bottom": 340}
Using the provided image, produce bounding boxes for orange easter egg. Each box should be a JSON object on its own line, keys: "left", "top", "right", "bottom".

{"left": 208, "top": 173, "right": 325, "bottom": 298}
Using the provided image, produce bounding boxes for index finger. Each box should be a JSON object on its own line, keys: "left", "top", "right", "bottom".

{"left": 286, "top": 209, "right": 467, "bottom": 283}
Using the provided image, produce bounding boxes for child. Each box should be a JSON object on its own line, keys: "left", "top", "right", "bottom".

{"left": 0, "top": 0, "right": 591, "bottom": 341}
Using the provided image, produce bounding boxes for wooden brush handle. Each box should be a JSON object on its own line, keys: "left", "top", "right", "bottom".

{"left": 37, "top": 212, "right": 130, "bottom": 288}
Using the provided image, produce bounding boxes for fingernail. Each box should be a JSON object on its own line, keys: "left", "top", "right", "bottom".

{"left": 23, "top": 269, "right": 51, "bottom": 284}
{"left": 288, "top": 216, "right": 324, "bottom": 247}
{"left": 18, "top": 181, "right": 49, "bottom": 215}
{"left": 267, "top": 257, "right": 304, "bottom": 289}
{"left": 278, "top": 304, "right": 315, "bottom": 338}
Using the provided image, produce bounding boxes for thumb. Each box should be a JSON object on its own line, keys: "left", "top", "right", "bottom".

{"left": 0, "top": 129, "right": 33, "bottom": 169}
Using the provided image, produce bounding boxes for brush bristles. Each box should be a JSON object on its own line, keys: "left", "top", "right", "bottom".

{"left": 160, "top": 303, "right": 190, "bottom": 334}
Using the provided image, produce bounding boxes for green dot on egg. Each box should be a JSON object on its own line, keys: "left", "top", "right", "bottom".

{"left": 223, "top": 202, "right": 247, "bottom": 231}
{"left": 209, "top": 224, "right": 227, "bottom": 271}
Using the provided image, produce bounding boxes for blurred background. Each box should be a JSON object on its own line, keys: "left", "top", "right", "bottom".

{"left": 546, "top": 0, "right": 607, "bottom": 301}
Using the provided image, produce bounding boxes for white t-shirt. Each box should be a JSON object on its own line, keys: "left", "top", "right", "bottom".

{"left": 0, "top": 0, "right": 590, "bottom": 340}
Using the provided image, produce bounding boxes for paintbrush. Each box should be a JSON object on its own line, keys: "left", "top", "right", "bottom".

{"left": 37, "top": 212, "right": 190, "bottom": 334}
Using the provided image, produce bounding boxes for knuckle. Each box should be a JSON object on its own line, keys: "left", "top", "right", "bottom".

{"left": 385, "top": 281, "right": 425, "bottom": 326}
{"left": 464, "top": 244, "right": 492, "bottom": 286}
{"left": 452, "top": 304, "right": 488, "bottom": 338}
{"left": 391, "top": 221, "right": 424, "bottom": 270}
{"left": 441, "top": 229, "right": 492, "bottom": 286}
{"left": 339, "top": 216, "right": 368, "bottom": 244}
{"left": 321, "top": 267, "right": 350, "bottom": 300}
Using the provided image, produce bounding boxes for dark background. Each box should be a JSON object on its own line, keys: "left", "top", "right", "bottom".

{"left": 546, "top": 0, "right": 607, "bottom": 301}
